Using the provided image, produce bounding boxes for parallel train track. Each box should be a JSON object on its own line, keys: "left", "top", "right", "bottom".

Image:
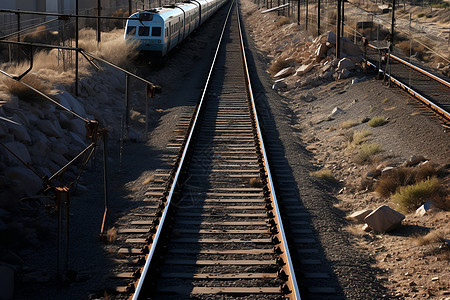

{"left": 366, "top": 44, "right": 450, "bottom": 123}
{"left": 126, "top": 1, "right": 300, "bottom": 298}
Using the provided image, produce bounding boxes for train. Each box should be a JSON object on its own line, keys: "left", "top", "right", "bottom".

{"left": 124, "top": 0, "right": 228, "bottom": 58}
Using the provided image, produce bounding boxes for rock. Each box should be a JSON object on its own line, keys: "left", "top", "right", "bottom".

{"left": 326, "top": 31, "right": 336, "bottom": 45}
{"left": 6, "top": 122, "right": 31, "bottom": 144}
{"left": 0, "top": 265, "right": 14, "bottom": 300}
{"left": 405, "top": 155, "right": 427, "bottom": 167}
{"left": 381, "top": 166, "right": 395, "bottom": 175}
{"left": 1, "top": 142, "right": 31, "bottom": 164}
{"left": 272, "top": 79, "right": 287, "bottom": 91}
{"left": 274, "top": 67, "right": 294, "bottom": 79}
{"left": 51, "top": 140, "right": 69, "bottom": 155}
{"left": 342, "top": 37, "right": 363, "bottom": 56}
{"left": 329, "top": 107, "right": 345, "bottom": 118}
{"left": 326, "top": 46, "right": 336, "bottom": 57}
{"left": 348, "top": 209, "right": 373, "bottom": 223}
{"left": 56, "top": 91, "right": 87, "bottom": 118}
{"left": 49, "top": 152, "right": 68, "bottom": 166}
{"left": 295, "top": 63, "right": 316, "bottom": 76}
{"left": 22, "top": 270, "right": 51, "bottom": 283}
{"left": 68, "top": 118, "right": 86, "bottom": 135}
{"left": 339, "top": 69, "right": 351, "bottom": 79}
{"left": 337, "top": 58, "right": 356, "bottom": 71}
{"left": 300, "top": 92, "right": 317, "bottom": 102}
{"left": 315, "top": 43, "right": 328, "bottom": 62}
{"left": 362, "top": 224, "right": 372, "bottom": 232}
{"left": 35, "top": 119, "right": 63, "bottom": 137}
{"left": 415, "top": 201, "right": 440, "bottom": 216}
{"left": 366, "top": 169, "right": 381, "bottom": 179}
{"left": 6, "top": 166, "right": 42, "bottom": 196}
{"left": 364, "top": 205, "right": 405, "bottom": 233}
{"left": 320, "top": 71, "right": 333, "bottom": 80}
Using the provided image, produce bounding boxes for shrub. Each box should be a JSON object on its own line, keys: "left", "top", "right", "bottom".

{"left": 310, "top": 169, "right": 337, "bottom": 182}
{"left": 5, "top": 73, "right": 50, "bottom": 102}
{"left": 396, "top": 40, "right": 426, "bottom": 60}
{"left": 275, "top": 17, "right": 291, "bottom": 27}
{"left": 368, "top": 116, "right": 387, "bottom": 127}
{"left": 355, "top": 143, "right": 382, "bottom": 164}
{"left": 391, "top": 177, "right": 442, "bottom": 213}
{"left": 413, "top": 230, "right": 445, "bottom": 246}
{"left": 417, "top": 13, "right": 425, "bottom": 18}
{"left": 352, "top": 129, "right": 371, "bottom": 146}
{"left": 340, "top": 120, "right": 359, "bottom": 129}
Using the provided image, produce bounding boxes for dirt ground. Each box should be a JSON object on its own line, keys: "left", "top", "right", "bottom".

{"left": 2, "top": 0, "right": 449, "bottom": 299}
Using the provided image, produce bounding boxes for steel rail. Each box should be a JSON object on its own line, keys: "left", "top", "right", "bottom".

{"left": 131, "top": 1, "right": 236, "bottom": 298}
{"left": 368, "top": 43, "right": 450, "bottom": 88}
{"left": 366, "top": 60, "right": 450, "bottom": 122}
{"left": 237, "top": 2, "right": 301, "bottom": 298}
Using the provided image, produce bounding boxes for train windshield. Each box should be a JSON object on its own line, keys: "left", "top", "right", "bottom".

{"left": 138, "top": 26, "right": 150, "bottom": 36}
{"left": 126, "top": 26, "right": 136, "bottom": 36}
{"left": 151, "top": 27, "right": 162, "bottom": 37}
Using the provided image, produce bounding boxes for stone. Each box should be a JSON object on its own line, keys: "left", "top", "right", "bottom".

{"left": 272, "top": 79, "right": 287, "bottom": 91}
{"left": 415, "top": 201, "right": 440, "bottom": 217}
{"left": 0, "top": 265, "right": 14, "bottom": 300}
{"left": 405, "top": 155, "right": 427, "bottom": 167}
{"left": 51, "top": 140, "right": 69, "bottom": 155}
{"left": 339, "top": 69, "right": 351, "bottom": 79}
{"left": 348, "top": 209, "right": 373, "bottom": 223}
{"left": 337, "top": 58, "right": 356, "bottom": 71}
{"left": 315, "top": 43, "right": 329, "bottom": 62}
{"left": 295, "top": 63, "right": 316, "bottom": 76}
{"left": 363, "top": 205, "right": 405, "bottom": 233}
{"left": 56, "top": 91, "right": 87, "bottom": 118}
{"left": 329, "top": 107, "right": 345, "bottom": 118}
{"left": 274, "top": 67, "right": 294, "bottom": 79}
{"left": 326, "top": 31, "right": 336, "bottom": 45}
{"left": 6, "top": 122, "right": 31, "bottom": 144}
{"left": 326, "top": 46, "right": 336, "bottom": 57}
{"left": 49, "top": 152, "right": 68, "bottom": 166}
{"left": 68, "top": 118, "right": 86, "bottom": 135}
{"left": 6, "top": 166, "right": 43, "bottom": 196}
{"left": 35, "top": 119, "right": 63, "bottom": 137}
{"left": 342, "top": 37, "right": 363, "bottom": 56}
{"left": 366, "top": 169, "right": 381, "bottom": 179}
{"left": 300, "top": 92, "right": 317, "bottom": 102}
{"left": 1, "top": 142, "right": 31, "bottom": 164}
{"left": 362, "top": 224, "right": 372, "bottom": 232}
{"left": 381, "top": 166, "right": 395, "bottom": 175}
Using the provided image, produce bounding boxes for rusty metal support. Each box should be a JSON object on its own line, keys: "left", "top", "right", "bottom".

{"left": 97, "top": 0, "right": 102, "bottom": 43}
{"left": 100, "top": 131, "right": 109, "bottom": 237}
{"left": 125, "top": 74, "right": 130, "bottom": 140}
{"left": 55, "top": 186, "right": 70, "bottom": 279}
{"left": 75, "top": 0, "right": 79, "bottom": 96}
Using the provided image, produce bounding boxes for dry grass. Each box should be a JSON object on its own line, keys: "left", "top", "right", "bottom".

{"left": 268, "top": 58, "right": 294, "bottom": 76}
{"left": 375, "top": 164, "right": 441, "bottom": 198}
{"left": 396, "top": 40, "right": 427, "bottom": 60}
{"left": 392, "top": 177, "right": 444, "bottom": 213}
{"left": 412, "top": 230, "right": 445, "bottom": 246}
{"left": 4, "top": 73, "right": 51, "bottom": 102}
{"left": 310, "top": 168, "right": 337, "bottom": 182}
{"left": 355, "top": 143, "right": 382, "bottom": 165}
{"left": 368, "top": 116, "right": 387, "bottom": 127}
{"left": 142, "top": 175, "right": 154, "bottom": 186}
{"left": 106, "top": 227, "right": 118, "bottom": 243}
{"left": 340, "top": 120, "right": 359, "bottom": 129}
{"left": 275, "top": 17, "right": 291, "bottom": 27}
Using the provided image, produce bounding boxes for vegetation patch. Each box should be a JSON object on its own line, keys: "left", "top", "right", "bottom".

{"left": 355, "top": 143, "right": 382, "bottom": 164}
{"left": 391, "top": 177, "right": 443, "bottom": 213}
{"left": 368, "top": 116, "right": 387, "bottom": 127}
{"left": 412, "top": 230, "right": 445, "bottom": 246}
{"left": 339, "top": 120, "right": 359, "bottom": 129}
{"left": 275, "top": 17, "right": 291, "bottom": 27}
{"left": 349, "top": 129, "right": 372, "bottom": 147}
{"left": 310, "top": 168, "right": 337, "bottom": 182}
{"left": 5, "top": 73, "right": 50, "bottom": 102}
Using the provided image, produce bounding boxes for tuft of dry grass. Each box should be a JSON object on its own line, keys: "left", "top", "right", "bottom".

{"left": 391, "top": 177, "right": 443, "bottom": 213}
{"left": 275, "top": 17, "right": 291, "bottom": 27}
{"left": 106, "top": 227, "right": 118, "bottom": 243}
{"left": 5, "top": 73, "right": 51, "bottom": 102}
{"left": 375, "top": 164, "right": 441, "bottom": 198}
{"left": 340, "top": 120, "right": 359, "bottom": 129}
{"left": 354, "top": 143, "right": 382, "bottom": 165}
{"left": 142, "top": 175, "right": 154, "bottom": 186}
{"left": 310, "top": 168, "right": 337, "bottom": 182}
{"left": 396, "top": 40, "right": 427, "bottom": 60}
{"left": 412, "top": 230, "right": 445, "bottom": 246}
{"left": 368, "top": 116, "right": 387, "bottom": 127}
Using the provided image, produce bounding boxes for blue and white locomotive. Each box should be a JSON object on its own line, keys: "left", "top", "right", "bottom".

{"left": 124, "top": 0, "right": 228, "bottom": 57}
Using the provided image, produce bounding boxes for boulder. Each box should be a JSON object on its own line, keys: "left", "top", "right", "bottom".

{"left": 415, "top": 201, "right": 440, "bottom": 217}
{"left": 366, "top": 169, "right": 381, "bottom": 179}
{"left": 339, "top": 69, "right": 351, "bottom": 79}
{"left": 337, "top": 58, "right": 356, "bottom": 71}
{"left": 68, "top": 118, "right": 86, "bottom": 135}
{"left": 342, "top": 37, "right": 363, "bottom": 56}
{"left": 364, "top": 205, "right": 405, "bottom": 233}
{"left": 326, "top": 31, "right": 336, "bottom": 45}
{"left": 35, "top": 119, "right": 63, "bottom": 137}
{"left": 7, "top": 122, "right": 31, "bottom": 144}
{"left": 56, "top": 91, "right": 87, "bottom": 117}
{"left": 274, "top": 67, "right": 294, "bottom": 79}
{"left": 315, "top": 43, "right": 329, "bottom": 62}
{"left": 0, "top": 265, "right": 14, "bottom": 300}
{"left": 2, "top": 142, "right": 31, "bottom": 164}
{"left": 405, "top": 155, "right": 427, "bottom": 167}
{"left": 51, "top": 140, "right": 69, "bottom": 155}
{"left": 272, "top": 79, "right": 287, "bottom": 91}
{"left": 6, "top": 166, "right": 43, "bottom": 196}
{"left": 329, "top": 107, "right": 346, "bottom": 118}
{"left": 295, "top": 63, "right": 316, "bottom": 76}
{"left": 348, "top": 209, "right": 373, "bottom": 223}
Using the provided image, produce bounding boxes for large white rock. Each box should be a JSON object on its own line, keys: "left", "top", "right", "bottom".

{"left": 295, "top": 63, "right": 316, "bottom": 76}
{"left": 415, "top": 201, "right": 440, "bottom": 217}
{"left": 56, "top": 91, "right": 87, "bottom": 118}
{"left": 2, "top": 142, "right": 31, "bottom": 164}
{"left": 6, "top": 166, "right": 42, "bottom": 196}
{"left": 348, "top": 209, "right": 373, "bottom": 223}
{"left": 272, "top": 79, "right": 287, "bottom": 91}
{"left": 337, "top": 58, "right": 356, "bottom": 71}
{"left": 274, "top": 67, "right": 294, "bottom": 79}
{"left": 315, "top": 43, "right": 329, "bottom": 62}
{"left": 364, "top": 205, "right": 405, "bottom": 233}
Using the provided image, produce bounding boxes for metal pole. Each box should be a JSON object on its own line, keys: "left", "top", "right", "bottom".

{"left": 341, "top": 0, "right": 344, "bottom": 38}
{"left": 129, "top": 0, "right": 132, "bottom": 15}
{"left": 297, "top": 0, "right": 300, "bottom": 25}
{"left": 306, "top": 0, "right": 308, "bottom": 30}
{"left": 125, "top": 74, "right": 130, "bottom": 139}
{"left": 317, "top": 0, "right": 321, "bottom": 35}
{"left": 17, "top": 12, "right": 20, "bottom": 60}
{"left": 97, "top": 0, "right": 101, "bottom": 43}
{"left": 337, "top": 0, "right": 341, "bottom": 58}
{"left": 100, "top": 133, "right": 108, "bottom": 236}
{"left": 75, "top": 0, "right": 79, "bottom": 96}
{"left": 391, "top": 0, "right": 395, "bottom": 44}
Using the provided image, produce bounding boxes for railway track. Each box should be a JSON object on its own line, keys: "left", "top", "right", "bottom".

{"left": 124, "top": 1, "right": 300, "bottom": 299}
{"left": 366, "top": 44, "right": 450, "bottom": 123}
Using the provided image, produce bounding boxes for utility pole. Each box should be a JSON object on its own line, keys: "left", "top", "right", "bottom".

{"left": 75, "top": 0, "right": 79, "bottom": 96}
{"left": 317, "top": 0, "right": 321, "bottom": 35}
{"left": 298, "top": 0, "right": 300, "bottom": 25}
{"left": 390, "top": 0, "right": 395, "bottom": 44}
{"left": 97, "top": 0, "right": 101, "bottom": 43}
{"left": 337, "top": 0, "right": 341, "bottom": 58}
{"left": 306, "top": 0, "right": 309, "bottom": 30}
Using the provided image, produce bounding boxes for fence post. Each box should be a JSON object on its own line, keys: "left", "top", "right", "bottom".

{"left": 75, "top": 0, "right": 79, "bottom": 96}
{"left": 337, "top": 0, "right": 341, "bottom": 58}
{"left": 125, "top": 74, "right": 130, "bottom": 140}
{"left": 97, "top": 0, "right": 101, "bottom": 43}
{"left": 297, "top": 0, "right": 300, "bottom": 25}
{"left": 391, "top": 0, "right": 395, "bottom": 44}
{"left": 317, "top": 0, "right": 321, "bottom": 36}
